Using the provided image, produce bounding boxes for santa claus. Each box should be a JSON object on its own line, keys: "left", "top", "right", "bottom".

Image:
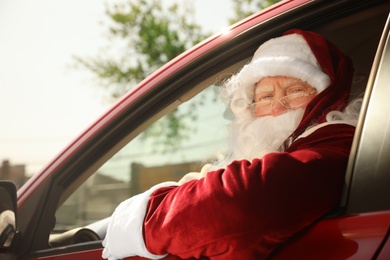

{"left": 102, "top": 29, "right": 362, "bottom": 260}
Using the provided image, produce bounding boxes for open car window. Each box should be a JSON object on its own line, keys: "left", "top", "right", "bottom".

{"left": 52, "top": 84, "right": 229, "bottom": 236}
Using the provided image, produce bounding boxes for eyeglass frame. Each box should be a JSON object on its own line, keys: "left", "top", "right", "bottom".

{"left": 247, "top": 89, "right": 317, "bottom": 117}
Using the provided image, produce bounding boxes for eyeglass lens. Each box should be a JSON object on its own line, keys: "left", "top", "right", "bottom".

{"left": 248, "top": 91, "right": 315, "bottom": 117}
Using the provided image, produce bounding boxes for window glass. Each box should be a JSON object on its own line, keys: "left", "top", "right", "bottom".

{"left": 54, "top": 85, "right": 230, "bottom": 232}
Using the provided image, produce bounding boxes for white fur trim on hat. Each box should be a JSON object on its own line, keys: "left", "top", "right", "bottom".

{"left": 251, "top": 33, "right": 330, "bottom": 92}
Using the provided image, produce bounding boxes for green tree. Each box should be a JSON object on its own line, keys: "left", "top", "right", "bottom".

{"left": 75, "top": 0, "right": 207, "bottom": 151}
{"left": 229, "top": 0, "right": 281, "bottom": 23}
{"left": 75, "top": 0, "right": 206, "bottom": 100}
{"left": 75, "top": 0, "right": 280, "bottom": 151}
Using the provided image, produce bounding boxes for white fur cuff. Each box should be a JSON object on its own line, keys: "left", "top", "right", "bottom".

{"left": 102, "top": 181, "right": 179, "bottom": 260}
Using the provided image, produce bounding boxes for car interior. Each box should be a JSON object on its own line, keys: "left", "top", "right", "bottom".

{"left": 35, "top": 0, "right": 389, "bottom": 253}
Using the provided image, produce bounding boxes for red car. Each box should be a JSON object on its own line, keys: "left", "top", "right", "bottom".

{"left": 1, "top": 0, "right": 390, "bottom": 259}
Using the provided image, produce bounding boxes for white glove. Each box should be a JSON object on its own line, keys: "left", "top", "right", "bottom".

{"left": 0, "top": 210, "right": 15, "bottom": 246}
{"left": 178, "top": 163, "right": 213, "bottom": 185}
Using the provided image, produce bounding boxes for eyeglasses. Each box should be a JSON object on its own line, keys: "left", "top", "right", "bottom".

{"left": 247, "top": 89, "right": 316, "bottom": 117}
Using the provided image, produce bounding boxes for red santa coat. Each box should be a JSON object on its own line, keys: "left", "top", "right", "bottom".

{"left": 144, "top": 123, "right": 355, "bottom": 259}
{"left": 102, "top": 30, "right": 356, "bottom": 260}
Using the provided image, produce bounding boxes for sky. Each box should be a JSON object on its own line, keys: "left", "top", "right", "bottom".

{"left": 0, "top": 0, "right": 234, "bottom": 176}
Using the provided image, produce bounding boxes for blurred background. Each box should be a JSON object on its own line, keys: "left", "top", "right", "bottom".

{"left": 0, "top": 0, "right": 279, "bottom": 188}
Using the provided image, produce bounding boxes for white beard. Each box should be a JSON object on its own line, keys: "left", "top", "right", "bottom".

{"left": 210, "top": 109, "right": 305, "bottom": 169}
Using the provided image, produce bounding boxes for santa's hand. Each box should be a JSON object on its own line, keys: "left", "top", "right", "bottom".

{"left": 0, "top": 210, "right": 15, "bottom": 246}
{"left": 199, "top": 164, "right": 213, "bottom": 177}
{"left": 178, "top": 172, "right": 202, "bottom": 184}
{"left": 178, "top": 164, "right": 213, "bottom": 185}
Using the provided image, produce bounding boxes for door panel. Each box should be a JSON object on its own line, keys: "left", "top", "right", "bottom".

{"left": 271, "top": 211, "right": 390, "bottom": 259}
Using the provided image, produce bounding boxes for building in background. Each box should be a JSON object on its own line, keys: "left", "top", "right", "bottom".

{"left": 0, "top": 160, "right": 28, "bottom": 189}
{"left": 54, "top": 160, "right": 197, "bottom": 230}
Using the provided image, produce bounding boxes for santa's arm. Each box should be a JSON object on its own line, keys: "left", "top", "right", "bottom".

{"left": 103, "top": 124, "right": 355, "bottom": 259}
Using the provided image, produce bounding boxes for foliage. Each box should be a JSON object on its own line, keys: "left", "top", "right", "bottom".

{"left": 75, "top": 0, "right": 205, "bottom": 100}
{"left": 229, "top": 0, "right": 281, "bottom": 23}
{"left": 75, "top": 0, "right": 207, "bottom": 151}
{"left": 75, "top": 0, "right": 280, "bottom": 152}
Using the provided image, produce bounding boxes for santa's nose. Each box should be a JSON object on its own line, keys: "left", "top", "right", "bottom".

{"left": 270, "top": 100, "right": 289, "bottom": 116}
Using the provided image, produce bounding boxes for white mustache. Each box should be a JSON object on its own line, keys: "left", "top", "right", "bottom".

{"left": 231, "top": 108, "right": 304, "bottom": 161}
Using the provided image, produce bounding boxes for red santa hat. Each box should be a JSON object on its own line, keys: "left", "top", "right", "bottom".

{"left": 225, "top": 29, "right": 353, "bottom": 136}
{"left": 285, "top": 29, "right": 354, "bottom": 137}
